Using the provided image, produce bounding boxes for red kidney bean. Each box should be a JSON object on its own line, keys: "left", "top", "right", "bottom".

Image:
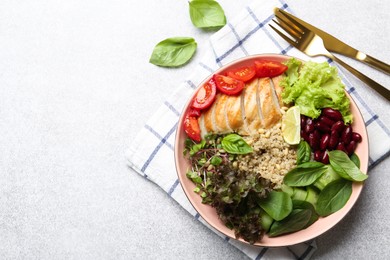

{"left": 346, "top": 140, "right": 357, "bottom": 155}
{"left": 315, "top": 121, "right": 331, "bottom": 133}
{"left": 301, "top": 115, "right": 307, "bottom": 128}
{"left": 301, "top": 130, "right": 309, "bottom": 142}
{"left": 331, "top": 121, "right": 345, "bottom": 133}
{"left": 328, "top": 130, "right": 339, "bottom": 149}
{"left": 320, "top": 134, "right": 330, "bottom": 151}
{"left": 309, "top": 131, "right": 321, "bottom": 150}
{"left": 319, "top": 116, "right": 335, "bottom": 127}
{"left": 314, "top": 150, "right": 323, "bottom": 162}
{"left": 321, "top": 151, "right": 330, "bottom": 164}
{"left": 305, "top": 118, "right": 314, "bottom": 133}
{"left": 305, "top": 124, "right": 314, "bottom": 134}
{"left": 337, "top": 142, "right": 348, "bottom": 154}
{"left": 341, "top": 125, "right": 352, "bottom": 145}
{"left": 322, "top": 108, "right": 343, "bottom": 121}
{"left": 352, "top": 132, "right": 362, "bottom": 143}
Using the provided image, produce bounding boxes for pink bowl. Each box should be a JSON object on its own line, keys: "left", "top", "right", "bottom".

{"left": 174, "top": 54, "right": 369, "bottom": 247}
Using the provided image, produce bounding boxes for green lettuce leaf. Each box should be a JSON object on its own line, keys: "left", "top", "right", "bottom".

{"left": 281, "top": 58, "right": 352, "bottom": 123}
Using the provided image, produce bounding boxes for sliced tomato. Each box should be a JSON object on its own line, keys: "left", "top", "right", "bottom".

{"left": 226, "top": 66, "right": 256, "bottom": 82}
{"left": 213, "top": 74, "right": 245, "bottom": 95}
{"left": 191, "top": 78, "right": 217, "bottom": 110}
{"left": 254, "top": 60, "right": 288, "bottom": 78}
{"left": 187, "top": 107, "right": 201, "bottom": 118}
{"left": 183, "top": 113, "right": 201, "bottom": 142}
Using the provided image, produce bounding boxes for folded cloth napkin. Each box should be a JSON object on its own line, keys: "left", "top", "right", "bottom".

{"left": 126, "top": 0, "right": 390, "bottom": 258}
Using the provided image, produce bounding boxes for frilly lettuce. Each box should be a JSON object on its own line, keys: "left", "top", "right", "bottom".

{"left": 281, "top": 58, "right": 353, "bottom": 123}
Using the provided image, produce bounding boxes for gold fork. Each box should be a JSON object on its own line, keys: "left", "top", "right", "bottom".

{"left": 270, "top": 9, "right": 390, "bottom": 102}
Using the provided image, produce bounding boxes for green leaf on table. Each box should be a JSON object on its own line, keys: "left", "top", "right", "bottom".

{"left": 189, "top": 0, "right": 226, "bottom": 29}
{"left": 328, "top": 150, "right": 367, "bottom": 182}
{"left": 221, "top": 134, "right": 253, "bottom": 154}
{"left": 149, "top": 37, "right": 197, "bottom": 67}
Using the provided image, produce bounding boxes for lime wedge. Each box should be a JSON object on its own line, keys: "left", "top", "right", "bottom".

{"left": 282, "top": 106, "right": 301, "bottom": 145}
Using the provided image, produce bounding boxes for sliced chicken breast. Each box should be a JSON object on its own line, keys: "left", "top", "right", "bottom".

{"left": 258, "top": 77, "right": 282, "bottom": 128}
{"left": 198, "top": 75, "right": 284, "bottom": 137}
{"left": 225, "top": 93, "right": 246, "bottom": 134}
{"left": 243, "top": 78, "right": 263, "bottom": 135}
{"left": 213, "top": 94, "right": 232, "bottom": 133}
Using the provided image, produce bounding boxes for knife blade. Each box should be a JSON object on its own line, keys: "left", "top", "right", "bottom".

{"left": 275, "top": 8, "right": 390, "bottom": 75}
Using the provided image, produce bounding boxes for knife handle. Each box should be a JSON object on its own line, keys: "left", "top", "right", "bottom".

{"left": 332, "top": 54, "right": 390, "bottom": 101}
{"left": 356, "top": 51, "right": 390, "bottom": 75}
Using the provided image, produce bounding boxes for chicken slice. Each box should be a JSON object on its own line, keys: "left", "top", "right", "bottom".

{"left": 258, "top": 77, "right": 282, "bottom": 128}
{"left": 243, "top": 78, "right": 263, "bottom": 134}
{"left": 213, "top": 93, "right": 232, "bottom": 134}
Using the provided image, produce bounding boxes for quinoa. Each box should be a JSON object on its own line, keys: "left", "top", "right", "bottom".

{"left": 238, "top": 123, "right": 297, "bottom": 189}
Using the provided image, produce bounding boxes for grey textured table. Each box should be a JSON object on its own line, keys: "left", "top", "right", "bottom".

{"left": 1, "top": 0, "right": 389, "bottom": 259}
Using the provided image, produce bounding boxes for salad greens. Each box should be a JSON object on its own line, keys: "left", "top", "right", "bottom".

{"left": 316, "top": 179, "right": 352, "bottom": 217}
{"left": 257, "top": 191, "right": 292, "bottom": 221}
{"left": 268, "top": 209, "right": 312, "bottom": 237}
{"left": 283, "top": 162, "right": 327, "bottom": 187}
{"left": 281, "top": 58, "right": 353, "bottom": 123}
{"left": 328, "top": 150, "right": 368, "bottom": 181}
{"left": 185, "top": 134, "right": 368, "bottom": 241}
{"left": 350, "top": 153, "right": 361, "bottom": 168}
{"left": 184, "top": 134, "right": 273, "bottom": 244}
{"left": 314, "top": 164, "right": 341, "bottom": 191}
{"left": 292, "top": 200, "right": 319, "bottom": 228}
{"left": 296, "top": 140, "right": 311, "bottom": 165}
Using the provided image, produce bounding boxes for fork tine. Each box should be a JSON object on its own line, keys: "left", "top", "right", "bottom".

{"left": 269, "top": 23, "right": 297, "bottom": 46}
{"left": 272, "top": 17, "right": 302, "bottom": 39}
{"left": 275, "top": 8, "right": 308, "bottom": 34}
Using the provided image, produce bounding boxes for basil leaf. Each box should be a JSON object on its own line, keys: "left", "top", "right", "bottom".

{"left": 268, "top": 209, "right": 312, "bottom": 237}
{"left": 350, "top": 153, "right": 360, "bottom": 168}
{"left": 221, "top": 134, "right": 253, "bottom": 154}
{"left": 283, "top": 162, "right": 327, "bottom": 187}
{"left": 257, "top": 191, "right": 292, "bottom": 221}
{"left": 297, "top": 140, "right": 311, "bottom": 165}
{"left": 292, "top": 200, "right": 319, "bottom": 228}
{"left": 315, "top": 179, "right": 352, "bottom": 217}
{"left": 189, "top": 0, "right": 226, "bottom": 29}
{"left": 328, "top": 150, "right": 368, "bottom": 182}
{"left": 149, "top": 37, "right": 197, "bottom": 67}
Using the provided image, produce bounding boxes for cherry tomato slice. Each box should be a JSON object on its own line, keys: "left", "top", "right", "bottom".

{"left": 183, "top": 113, "right": 201, "bottom": 142}
{"left": 213, "top": 74, "right": 245, "bottom": 95}
{"left": 226, "top": 66, "right": 256, "bottom": 82}
{"left": 187, "top": 108, "right": 201, "bottom": 118}
{"left": 191, "top": 78, "right": 217, "bottom": 110}
{"left": 254, "top": 60, "right": 288, "bottom": 78}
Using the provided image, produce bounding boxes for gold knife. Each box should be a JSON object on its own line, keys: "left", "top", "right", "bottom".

{"left": 275, "top": 8, "right": 390, "bottom": 75}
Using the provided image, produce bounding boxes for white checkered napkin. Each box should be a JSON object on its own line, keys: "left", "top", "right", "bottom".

{"left": 127, "top": 0, "right": 390, "bottom": 259}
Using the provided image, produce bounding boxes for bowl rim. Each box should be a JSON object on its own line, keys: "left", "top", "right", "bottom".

{"left": 174, "top": 53, "right": 369, "bottom": 247}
